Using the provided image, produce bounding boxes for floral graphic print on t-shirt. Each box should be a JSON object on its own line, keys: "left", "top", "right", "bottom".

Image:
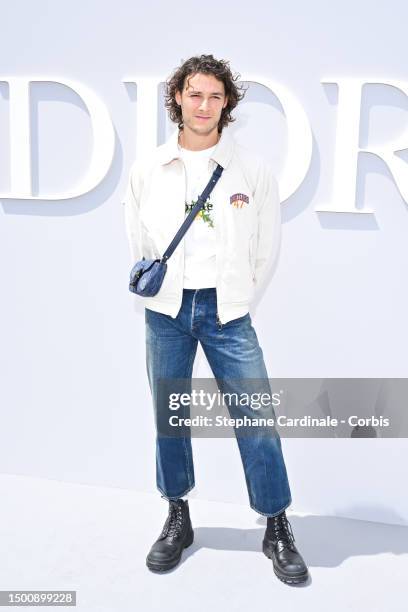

{"left": 185, "top": 197, "right": 214, "bottom": 228}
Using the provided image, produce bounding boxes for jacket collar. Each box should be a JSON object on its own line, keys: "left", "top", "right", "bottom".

{"left": 157, "top": 127, "right": 235, "bottom": 169}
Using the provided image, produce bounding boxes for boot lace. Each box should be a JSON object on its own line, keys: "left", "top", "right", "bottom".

{"left": 268, "top": 513, "right": 296, "bottom": 551}
{"left": 160, "top": 501, "right": 184, "bottom": 540}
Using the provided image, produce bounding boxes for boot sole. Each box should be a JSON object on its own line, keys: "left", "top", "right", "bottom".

{"left": 262, "top": 540, "right": 309, "bottom": 585}
{"left": 146, "top": 528, "right": 194, "bottom": 572}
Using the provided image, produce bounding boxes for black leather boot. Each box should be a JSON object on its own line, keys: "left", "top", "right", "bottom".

{"left": 262, "top": 510, "right": 309, "bottom": 585}
{"left": 146, "top": 499, "right": 194, "bottom": 572}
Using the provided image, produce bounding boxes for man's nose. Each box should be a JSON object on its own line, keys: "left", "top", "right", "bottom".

{"left": 198, "top": 99, "right": 210, "bottom": 110}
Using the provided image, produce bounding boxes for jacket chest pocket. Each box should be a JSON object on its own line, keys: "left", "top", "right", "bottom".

{"left": 140, "top": 198, "right": 184, "bottom": 256}
{"left": 221, "top": 195, "right": 257, "bottom": 254}
{"left": 139, "top": 165, "right": 185, "bottom": 241}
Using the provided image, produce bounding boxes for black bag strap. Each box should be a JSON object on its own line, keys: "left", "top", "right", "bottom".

{"left": 160, "top": 163, "right": 224, "bottom": 264}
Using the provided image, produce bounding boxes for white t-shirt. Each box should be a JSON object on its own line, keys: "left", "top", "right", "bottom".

{"left": 178, "top": 142, "right": 218, "bottom": 289}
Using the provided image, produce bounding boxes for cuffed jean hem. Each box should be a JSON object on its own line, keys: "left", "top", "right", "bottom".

{"left": 157, "top": 481, "right": 195, "bottom": 501}
{"left": 250, "top": 497, "right": 292, "bottom": 517}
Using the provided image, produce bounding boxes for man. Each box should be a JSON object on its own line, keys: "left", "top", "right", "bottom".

{"left": 123, "top": 54, "right": 309, "bottom": 585}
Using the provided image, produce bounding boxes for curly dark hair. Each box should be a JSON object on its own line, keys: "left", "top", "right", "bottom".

{"left": 164, "top": 54, "right": 248, "bottom": 133}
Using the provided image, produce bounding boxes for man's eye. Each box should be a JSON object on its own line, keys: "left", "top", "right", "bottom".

{"left": 190, "top": 94, "right": 221, "bottom": 99}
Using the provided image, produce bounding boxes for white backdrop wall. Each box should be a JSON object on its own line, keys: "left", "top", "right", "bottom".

{"left": 1, "top": 0, "right": 407, "bottom": 526}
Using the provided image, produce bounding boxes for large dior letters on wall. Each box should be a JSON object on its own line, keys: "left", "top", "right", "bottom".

{"left": 1, "top": 76, "right": 407, "bottom": 213}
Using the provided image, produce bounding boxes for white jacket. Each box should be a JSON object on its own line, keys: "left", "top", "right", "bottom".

{"left": 122, "top": 127, "right": 281, "bottom": 324}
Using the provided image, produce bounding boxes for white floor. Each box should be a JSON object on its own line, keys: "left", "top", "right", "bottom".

{"left": 0, "top": 474, "right": 406, "bottom": 611}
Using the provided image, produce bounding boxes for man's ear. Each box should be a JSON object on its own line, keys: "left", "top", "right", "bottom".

{"left": 175, "top": 90, "right": 181, "bottom": 105}
{"left": 223, "top": 96, "right": 229, "bottom": 109}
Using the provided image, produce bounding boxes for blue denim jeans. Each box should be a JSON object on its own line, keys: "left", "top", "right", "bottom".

{"left": 145, "top": 288, "right": 292, "bottom": 517}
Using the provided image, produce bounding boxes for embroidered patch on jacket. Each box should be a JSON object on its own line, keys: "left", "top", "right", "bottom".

{"left": 230, "top": 193, "right": 249, "bottom": 209}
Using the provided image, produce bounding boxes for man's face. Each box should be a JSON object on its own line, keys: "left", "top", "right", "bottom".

{"left": 175, "top": 72, "right": 229, "bottom": 136}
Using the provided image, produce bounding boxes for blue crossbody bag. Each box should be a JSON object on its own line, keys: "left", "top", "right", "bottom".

{"left": 129, "top": 163, "right": 223, "bottom": 297}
